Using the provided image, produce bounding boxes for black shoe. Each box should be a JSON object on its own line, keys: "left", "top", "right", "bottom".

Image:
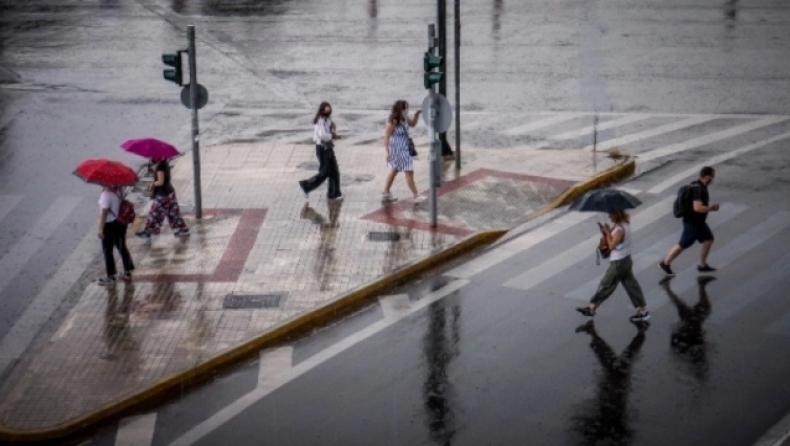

{"left": 135, "top": 231, "right": 151, "bottom": 239}
{"left": 697, "top": 276, "right": 717, "bottom": 287}
{"left": 697, "top": 264, "right": 717, "bottom": 272}
{"left": 659, "top": 261, "right": 675, "bottom": 276}
{"left": 97, "top": 276, "right": 116, "bottom": 286}
{"left": 629, "top": 311, "right": 651, "bottom": 322}
{"left": 575, "top": 320, "right": 595, "bottom": 334}
{"left": 576, "top": 307, "right": 595, "bottom": 317}
{"left": 299, "top": 181, "right": 309, "bottom": 199}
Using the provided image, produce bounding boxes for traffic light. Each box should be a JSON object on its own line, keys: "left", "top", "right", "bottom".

{"left": 162, "top": 51, "right": 185, "bottom": 86}
{"left": 423, "top": 52, "right": 443, "bottom": 89}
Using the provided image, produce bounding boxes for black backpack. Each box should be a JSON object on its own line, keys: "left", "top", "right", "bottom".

{"left": 673, "top": 183, "right": 695, "bottom": 218}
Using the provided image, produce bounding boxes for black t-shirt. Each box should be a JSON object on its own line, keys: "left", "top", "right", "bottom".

{"left": 683, "top": 180, "right": 709, "bottom": 225}
{"left": 153, "top": 161, "right": 175, "bottom": 197}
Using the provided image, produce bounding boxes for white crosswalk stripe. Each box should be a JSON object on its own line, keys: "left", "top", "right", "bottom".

{"left": 550, "top": 114, "right": 649, "bottom": 141}
{"left": 501, "top": 113, "right": 583, "bottom": 136}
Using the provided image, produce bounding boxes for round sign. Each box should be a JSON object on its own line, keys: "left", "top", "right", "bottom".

{"left": 421, "top": 93, "right": 453, "bottom": 133}
{"left": 180, "top": 83, "right": 209, "bottom": 110}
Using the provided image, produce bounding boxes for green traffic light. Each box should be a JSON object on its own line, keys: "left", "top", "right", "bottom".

{"left": 162, "top": 52, "right": 183, "bottom": 86}
{"left": 424, "top": 72, "right": 444, "bottom": 89}
{"left": 423, "top": 53, "right": 443, "bottom": 72}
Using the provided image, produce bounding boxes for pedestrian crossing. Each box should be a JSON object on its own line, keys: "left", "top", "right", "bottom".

{"left": 215, "top": 109, "right": 790, "bottom": 163}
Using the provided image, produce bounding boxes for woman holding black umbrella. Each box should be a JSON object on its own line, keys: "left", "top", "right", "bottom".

{"left": 577, "top": 209, "right": 649, "bottom": 322}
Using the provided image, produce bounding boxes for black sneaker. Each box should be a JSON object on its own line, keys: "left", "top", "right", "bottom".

{"left": 629, "top": 311, "right": 651, "bottom": 322}
{"left": 631, "top": 320, "right": 650, "bottom": 333}
{"left": 135, "top": 231, "right": 151, "bottom": 239}
{"left": 697, "top": 264, "right": 717, "bottom": 272}
{"left": 119, "top": 272, "right": 132, "bottom": 282}
{"left": 97, "top": 276, "right": 116, "bottom": 286}
{"left": 299, "top": 181, "right": 309, "bottom": 200}
{"left": 174, "top": 228, "right": 191, "bottom": 238}
{"left": 576, "top": 307, "right": 595, "bottom": 317}
{"left": 658, "top": 261, "right": 675, "bottom": 276}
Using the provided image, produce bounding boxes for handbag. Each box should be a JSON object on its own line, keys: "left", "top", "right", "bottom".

{"left": 408, "top": 137, "right": 418, "bottom": 157}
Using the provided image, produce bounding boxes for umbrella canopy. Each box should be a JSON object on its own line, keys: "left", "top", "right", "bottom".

{"left": 73, "top": 159, "right": 138, "bottom": 187}
{"left": 121, "top": 138, "right": 180, "bottom": 159}
{"left": 569, "top": 188, "right": 642, "bottom": 213}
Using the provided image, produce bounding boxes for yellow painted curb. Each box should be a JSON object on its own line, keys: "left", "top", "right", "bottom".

{"left": 0, "top": 157, "right": 635, "bottom": 443}
{"left": 0, "top": 230, "right": 505, "bottom": 443}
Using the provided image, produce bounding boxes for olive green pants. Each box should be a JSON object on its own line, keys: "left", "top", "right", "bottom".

{"left": 591, "top": 255, "right": 646, "bottom": 308}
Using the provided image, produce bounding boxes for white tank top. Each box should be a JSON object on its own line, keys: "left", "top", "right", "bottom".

{"left": 609, "top": 223, "right": 632, "bottom": 261}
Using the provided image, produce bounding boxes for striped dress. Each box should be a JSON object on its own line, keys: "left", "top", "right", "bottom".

{"left": 388, "top": 122, "right": 413, "bottom": 172}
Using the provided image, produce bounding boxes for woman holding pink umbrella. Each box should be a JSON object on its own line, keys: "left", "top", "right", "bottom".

{"left": 121, "top": 138, "right": 190, "bottom": 239}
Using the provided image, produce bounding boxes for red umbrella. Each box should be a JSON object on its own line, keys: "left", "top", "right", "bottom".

{"left": 121, "top": 138, "right": 180, "bottom": 159}
{"left": 73, "top": 159, "right": 138, "bottom": 187}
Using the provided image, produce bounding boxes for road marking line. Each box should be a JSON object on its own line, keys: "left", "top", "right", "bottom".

{"left": 550, "top": 115, "right": 648, "bottom": 140}
{"left": 752, "top": 406, "right": 790, "bottom": 446}
{"left": 257, "top": 346, "right": 294, "bottom": 389}
{"left": 502, "top": 113, "right": 583, "bottom": 136}
{"left": 168, "top": 279, "right": 470, "bottom": 446}
{"left": 115, "top": 413, "right": 157, "bottom": 446}
{"left": 445, "top": 211, "right": 598, "bottom": 279}
{"left": 0, "top": 196, "right": 81, "bottom": 296}
{"left": 503, "top": 195, "right": 674, "bottom": 291}
{"left": 647, "top": 131, "right": 790, "bottom": 195}
{"left": 638, "top": 116, "right": 788, "bottom": 163}
{"left": 0, "top": 195, "right": 22, "bottom": 223}
{"left": 0, "top": 224, "right": 96, "bottom": 375}
{"left": 582, "top": 115, "right": 714, "bottom": 151}
{"left": 709, "top": 252, "right": 790, "bottom": 325}
{"left": 379, "top": 294, "right": 412, "bottom": 319}
{"left": 645, "top": 212, "right": 790, "bottom": 310}
{"left": 565, "top": 203, "right": 747, "bottom": 301}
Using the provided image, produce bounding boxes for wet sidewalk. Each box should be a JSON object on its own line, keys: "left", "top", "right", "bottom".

{"left": 0, "top": 135, "right": 625, "bottom": 435}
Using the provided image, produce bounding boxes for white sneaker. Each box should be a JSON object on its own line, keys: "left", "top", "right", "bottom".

{"left": 414, "top": 195, "right": 427, "bottom": 204}
{"left": 382, "top": 193, "right": 398, "bottom": 203}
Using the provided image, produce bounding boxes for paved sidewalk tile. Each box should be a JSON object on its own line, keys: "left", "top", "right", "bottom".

{"left": 0, "top": 140, "right": 619, "bottom": 430}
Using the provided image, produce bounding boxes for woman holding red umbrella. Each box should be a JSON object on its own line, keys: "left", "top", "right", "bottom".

{"left": 97, "top": 186, "right": 135, "bottom": 285}
{"left": 136, "top": 157, "right": 190, "bottom": 238}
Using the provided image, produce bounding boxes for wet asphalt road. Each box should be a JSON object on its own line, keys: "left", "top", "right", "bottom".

{"left": 82, "top": 131, "right": 790, "bottom": 446}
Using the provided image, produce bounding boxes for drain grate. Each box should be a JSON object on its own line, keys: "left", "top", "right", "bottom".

{"left": 367, "top": 231, "right": 401, "bottom": 242}
{"left": 223, "top": 293, "right": 285, "bottom": 309}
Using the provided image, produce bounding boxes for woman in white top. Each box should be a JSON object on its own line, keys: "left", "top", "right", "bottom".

{"left": 299, "top": 102, "right": 343, "bottom": 200}
{"left": 97, "top": 186, "right": 134, "bottom": 285}
{"left": 577, "top": 210, "right": 649, "bottom": 322}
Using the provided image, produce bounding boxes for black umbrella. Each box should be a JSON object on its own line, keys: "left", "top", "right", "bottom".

{"left": 569, "top": 188, "right": 642, "bottom": 212}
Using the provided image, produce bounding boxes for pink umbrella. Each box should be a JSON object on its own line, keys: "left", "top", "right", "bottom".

{"left": 121, "top": 138, "right": 181, "bottom": 159}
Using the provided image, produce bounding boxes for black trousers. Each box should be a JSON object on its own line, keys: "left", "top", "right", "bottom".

{"left": 102, "top": 220, "right": 134, "bottom": 277}
{"left": 300, "top": 145, "right": 341, "bottom": 198}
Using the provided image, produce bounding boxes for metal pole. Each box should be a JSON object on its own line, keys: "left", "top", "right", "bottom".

{"left": 187, "top": 25, "right": 202, "bottom": 219}
{"left": 437, "top": 0, "right": 454, "bottom": 158}
{"left": 453, "top": 0, "right": 461, "bottom": 170}
{"left": 428, "top": 24, "right": 438, "bottom": 228}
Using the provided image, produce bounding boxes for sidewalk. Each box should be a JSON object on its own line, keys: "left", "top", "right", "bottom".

{"left": 0, "top": 137, "right": 629, "bottom": 439}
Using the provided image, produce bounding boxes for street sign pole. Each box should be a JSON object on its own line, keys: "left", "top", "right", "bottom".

{"left": 427, "top": 24, "right": 438, "bottom": 228}
{"left": 454, "top": 0, "right": 461, "bottom": 170}
{"left": 187, "top": 25, "right": 203, "bottom": 219}
{"left": 436, "top": 0, "right": 454, "bottom": 159}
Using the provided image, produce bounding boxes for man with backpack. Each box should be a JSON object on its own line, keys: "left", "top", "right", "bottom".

{"left": 659, "top": 166, "right": 720, "bottom": 276}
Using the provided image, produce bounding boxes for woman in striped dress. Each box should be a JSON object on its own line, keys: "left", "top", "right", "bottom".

{"left": 382, "top": 100, "right": 426, "bottom": 203}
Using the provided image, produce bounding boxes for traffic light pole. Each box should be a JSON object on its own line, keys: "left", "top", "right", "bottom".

{"left": 453, "top": 0, "right": 461, "bottom": 170}
{"left": 427, "top": 24, "right": 439, "bottom": 229}
{"left": 436, "top": 0, "right": 454, "bottom": 160}
{"left": 187, "top": 25, "right": 203, "bottom": 219}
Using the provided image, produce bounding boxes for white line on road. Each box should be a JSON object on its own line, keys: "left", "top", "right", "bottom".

{"left": 647, "top": 131, "right": 790, "bottom": 195}
{"left": 0, "top": 195, "right": 22, "bottom": 223}
{"left": 0, "top": 224, "right": 97, "bottom": 376}
{"left": 502, "top": 113, "right": 583, "bottom": 136}
{"left": 0, "top": 196, "right": 81, "bottom": 296}
{"left": 503, "top": 195, "right": 674, "bottom": 291}
{"left": 582, "top": 115, "right": 715, "bottom": 151}
{"left": 445, "top": 211, "right": 598, "bottom": 279}
{"left": 115, "top": 413, "right": 157, "bottom": 446}
{"left": 550, "top": 115, "right": 648, "bottom": 141}
{"left": 168, "top": 280, "right": 469, "bottom": 446}
{"left": 257, "top": 346, "right": 294, "bottom": 390}
{"left": 638, "top": 116, "right": 788, "bottom": 163}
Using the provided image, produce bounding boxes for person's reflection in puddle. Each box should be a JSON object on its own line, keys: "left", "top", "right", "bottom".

{"left": 661, "top": 276, "right": 714, "bottom": 384}
{"left": 300, "top": 200, "right": 342, "bottom": 291}
{"left": 102, "top": 283, "right": 136, "bottom": 361}
{"left": 572, "top": 320, "right": 648, "bottom": 445}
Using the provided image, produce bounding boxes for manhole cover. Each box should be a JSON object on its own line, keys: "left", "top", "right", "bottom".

{"left": 368, "top": 231, "right": 401, "bottom": 242}
{"left": 223, "top": 293, "right": 285, "bottom": 309}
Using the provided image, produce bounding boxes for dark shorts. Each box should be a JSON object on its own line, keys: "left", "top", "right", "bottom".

{"left": 679, "top": 222, "right": 714, "bottom": 249}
